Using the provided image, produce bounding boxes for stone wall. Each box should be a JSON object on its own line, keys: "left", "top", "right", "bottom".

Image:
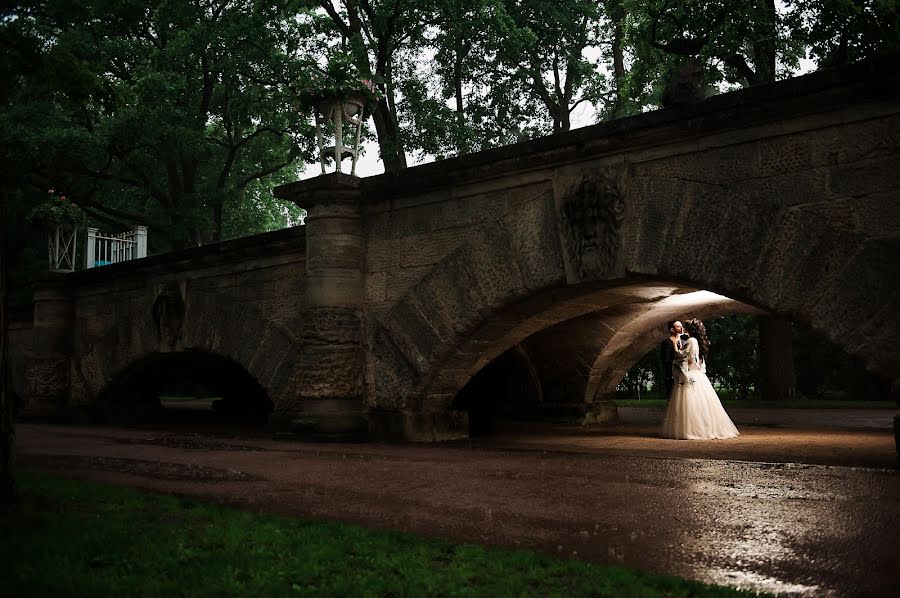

{"left": 347, "top": 55, "right": 900, "bottom": 438}
{"left": 14, "top": 54, "right": 898, "bottom": 441}
{"left": 21, "top": 226, "right": 307, "bottom": 418}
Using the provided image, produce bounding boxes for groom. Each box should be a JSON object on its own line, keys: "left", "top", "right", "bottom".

{"left": 660, "top": 320, "right": 685, "bottom": 399}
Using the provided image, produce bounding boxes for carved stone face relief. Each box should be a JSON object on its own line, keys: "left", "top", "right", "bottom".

{"left": 559, "top": 169, "right": 626, "bottom": 281}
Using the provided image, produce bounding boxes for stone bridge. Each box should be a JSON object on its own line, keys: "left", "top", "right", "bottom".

{"left": 12, "top": 55, "right": 900, "bottom": 441}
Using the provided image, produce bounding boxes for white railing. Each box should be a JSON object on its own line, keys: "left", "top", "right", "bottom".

{"left": 85, "top": 226, "right": 148, "bottom": 269}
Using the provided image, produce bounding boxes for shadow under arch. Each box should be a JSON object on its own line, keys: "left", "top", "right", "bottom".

{"left": 95, "top": 349, "right": 273, "bottom": 427}
{"left": 584, "top": 290, "right": 763, "bottom": 404}
{"left": 374, "top": 269, "right": 897, "bottom": 442}
{"left": 433, "top": 282, "right": 762, "bottom": 436}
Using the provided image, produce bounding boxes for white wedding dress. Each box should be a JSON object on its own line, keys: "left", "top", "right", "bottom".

{"left": 660, "top": 337, "right": 740, "bottom": 440}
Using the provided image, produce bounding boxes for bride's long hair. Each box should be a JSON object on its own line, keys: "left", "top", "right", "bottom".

{"left": 685, "top": 318, "right": 710, "bottom": 363}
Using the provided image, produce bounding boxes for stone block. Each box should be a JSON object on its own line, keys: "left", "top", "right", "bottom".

{"left": 398, "top": 227, "right": 473, "bottom": 268}
{"left": 753, "top": 204, "right": 864, "bottom": 316}
{"left": 365, "top": 271, "right": 388, "bottom": 303}
{"left": 305, "top": 271, "right": 364, "bottom": 308}
{"left": 385, "top": 265, "right": 432, "bottom": 302}
{"left": 582, "top": 401, "right": 619, "bottom": 425}
{"left": 828, "top": 156, "right": 900, "bottom": 199}
{"left": 850, "top": 191, "right": 900, "bottom": 239}
{"left": 503, "top": 191, "right": 567, "bottom": 291}
{"left": 366, "top": 238, "right": 400, "bottom": 272}
{"left": 808, "top": 115, "right": 900, "bottom": 167}
{"left": 247, "top": 323, "right": 297, "bottom": 389}
{"left": 22, "top": 356, "right": 71, "bottom": 418}
{"left": 368, "top": 408, "right": 406, "bottom": 441}
{"left": 757, "top": 134, "right": 815, "bottom": 176}
{"left": 402, "top": 409, "right": 469, "bottom": 442}
{"left": 809, "top": 238, "right": 900, "bottom": 356}
{"left": 284, "top": 345, "right": 364, "bottom": 400}
{"left": 622, "top": 176, "right": 683, "bottom": 276}
{"left": 297, "top": 307, "right": 362, "bottom": 345}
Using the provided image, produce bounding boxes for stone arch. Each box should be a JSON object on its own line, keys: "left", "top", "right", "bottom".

{"left": 451, "top": 343, "right": 544, "bottom": 436}
{"left": 69, "top": 291, "right": 302, "bottom": 422}
{"left": 371, "top": 155, "right": 900, "bottom": 439}
{"left": 584, "top": 291, "right": 763, "bottom": 404}
{"left": 95, "top": 349, "right": 273, "bottom": 424}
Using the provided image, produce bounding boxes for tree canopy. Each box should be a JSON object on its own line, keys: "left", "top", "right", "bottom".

{"left": 4, "top": 0, "right": 898, "bottom": 252}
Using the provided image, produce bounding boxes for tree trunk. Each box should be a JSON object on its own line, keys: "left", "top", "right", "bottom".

{"left": 751, "top": 0, "right": 778, "bottom": 84}
{"left": 453, "top": 48, "right": 467, "bottom": 155}
{"left": 371, "top": 98, "right": 407, "bottom": 173}
{"left": 0, "top": 196, "right": 15, "bottom": 505}
{"left": 609, "top": 0, "right": 627, "bottom": 117}
{"left": 759, "top": 315, "right": 798, "bottom": 401}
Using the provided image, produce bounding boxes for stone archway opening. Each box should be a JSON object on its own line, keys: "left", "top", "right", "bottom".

{"left": 95, "top": 350, "right": 273, "bottom": 429}
{"left": 439, "top": 280, "right": 893, "bottom": 439}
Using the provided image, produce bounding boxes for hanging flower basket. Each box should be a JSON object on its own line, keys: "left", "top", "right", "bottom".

{"left": 28, "top": 190, "right": 88, "bottom": 230}
{"left": 29, "top": 190, "right": 86, "bottom": 272}
{"left": 294, "top": 53, "right": 383, "bottom": 116}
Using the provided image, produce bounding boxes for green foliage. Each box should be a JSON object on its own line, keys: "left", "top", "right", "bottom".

{"left": 622, "top": 0, "right": 806, "bottom": 89}
{"left": 787, "top": 0, "right": 900, "bottom": 66}
{"left": 705, "top": 315, "right": 760, "bottom": 400}
{"left": 295, "top": 51, "right": 383, "bottom": 112}
{"left": 620, "top": 315, "right": 889, "bottom": 403}
{"left": 617, "top": 348, "right": 664, "bottom": 399}
{"left": 27, "top": 191, "right": 87, "bottom": 229}
{"left": 1, "top": 0, "right": 315, "bottom": 252}
{"left": 2, "top": 475, "right": 760, "bottom": 597}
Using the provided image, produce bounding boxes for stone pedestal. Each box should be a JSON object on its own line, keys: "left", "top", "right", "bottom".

{"left": 277, "top": 174, "right": 369, "bottom": 440}
{"left": 22, "top": 274, "right": 73, "bottom": 419}
{"left": 581, "top": 400, "right": 619, "bottom": 425}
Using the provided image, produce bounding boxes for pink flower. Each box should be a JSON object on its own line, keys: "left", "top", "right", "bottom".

{"left": 48, "top": 189, "right": 55, "bottom": 194}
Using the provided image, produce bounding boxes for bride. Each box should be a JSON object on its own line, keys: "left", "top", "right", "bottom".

{"left": 660, "top": 318, "right": 740, "bottom": 440}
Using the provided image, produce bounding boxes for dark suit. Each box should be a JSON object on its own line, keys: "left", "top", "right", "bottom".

{"left": 660, "top": 338, "right": 676, "bottom": 399}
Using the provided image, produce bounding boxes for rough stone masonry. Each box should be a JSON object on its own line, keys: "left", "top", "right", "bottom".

{"left": 9, "top": 54, "right": 900, "bottom": 445}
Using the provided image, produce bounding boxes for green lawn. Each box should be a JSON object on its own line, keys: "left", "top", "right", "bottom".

{"left": 615, "top": 399, "right": 897, "bottom": 409}
{"left": 1, "top": 475, "right": 764, "bottom": 597}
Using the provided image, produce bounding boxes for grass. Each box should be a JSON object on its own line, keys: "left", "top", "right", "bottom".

{"left": 615, "top": 399, "right": 897, "bottom": 409}
{"left": 0, "top": 475, "right": 764, "bottom": 598}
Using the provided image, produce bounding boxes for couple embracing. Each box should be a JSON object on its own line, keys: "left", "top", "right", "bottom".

{"left": 659, "top": 319, "right": 740, "bottom": 440}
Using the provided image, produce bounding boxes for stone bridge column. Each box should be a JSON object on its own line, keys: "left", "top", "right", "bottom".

{"left": 280, "top": 173, "right": 368, "bottom": 440}
{"left": 22, "top": 273, "right": 74, "bottom": 419}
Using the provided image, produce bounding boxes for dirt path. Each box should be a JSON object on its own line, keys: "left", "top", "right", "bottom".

{"left": 15, "top": 422, "right": 900, "bottom": 597}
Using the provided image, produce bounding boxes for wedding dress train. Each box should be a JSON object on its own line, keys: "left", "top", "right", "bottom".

{"left": 660, "top": 337, "right": 740, "bottom": 440}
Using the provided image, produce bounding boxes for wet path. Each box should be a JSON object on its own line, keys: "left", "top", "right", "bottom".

{"left": 16, "top": 423, "right": 900, "bottom": 597}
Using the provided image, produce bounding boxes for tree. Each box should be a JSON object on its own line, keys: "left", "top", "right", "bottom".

{"left": 317, "top": 0, "right": 442, "bottom": 172}
{"left": 624, "top": 0, "right": 806, "bottom": 89}
{"left": 617, "top": 347, "right": 661, "bottom": 399}
{"left": 0, "top": 193, "right": 14, "bottom": 506}
{"left": 788, "top": 0, "right": 900, "bottom": 67}
{"left": 705, "top": 315, "right": 760, "bottom": 400}
{"left": 4, "top": 0, "right": 311, "bottom": 250}
{"left": 491, "top": 0, "right": 611, "bottom": 133}
{"left": 758, "top": 315, "right": 797, "bottom": 401}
